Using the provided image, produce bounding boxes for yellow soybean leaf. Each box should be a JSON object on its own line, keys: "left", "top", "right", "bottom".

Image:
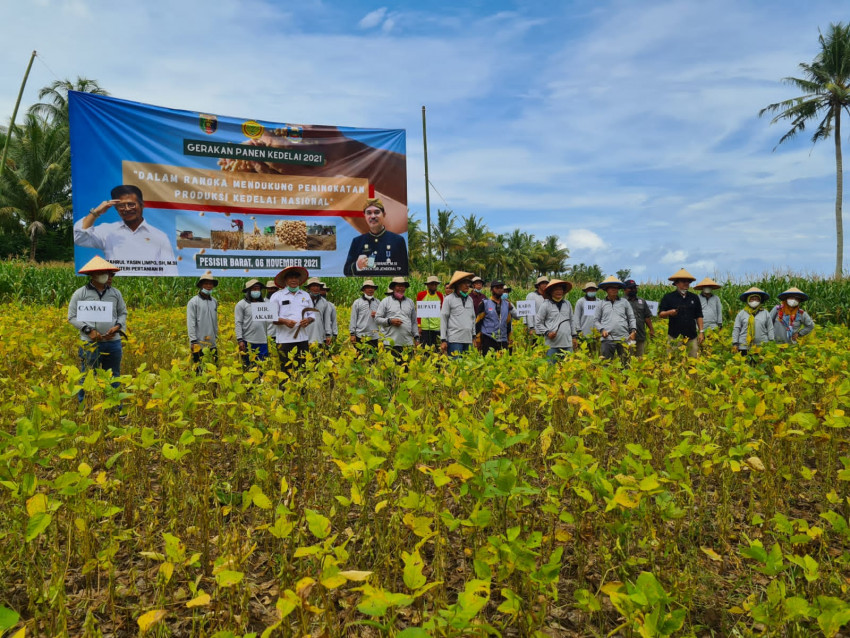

{"left": 137, "top": 609, "right": 167, "bottom": 632}
{"left": 700, "top": 546, "right": 723, "bottom": 562}
{"left": 249, "top": 485, "right": 273, "bottom": 510}
{"left": 159, "top": 561, "right": 174, "bottom": 584}
{"left": 374, "top": 500, "right": 388, "bottom": 513}
{"left": 746, "top": 456, "right": 765, "bottom": 472}
{"left": 338, "top": 570, "right": 373, "bottom": 581}
{"left": 445, "top": 463, "right": 474, "bottom": 481}
{"left": 754, "top": 400, "right": 766, "bottom": 417}
{"left": 26, "top": 493, "right": 47, "bottom": 516}
{"left": 280, "top": 477, "right": 289, "bottom": 495}
{"left": 186, "top": 592, "right": 211, "bottom": 608}
{"left": 10, "top": 628, "right": 25, "bottom": 638}
{"left": 215, "top": 570, "right": 244, "bottom": 587}
{"left": 78, "top": 462, "right": 92, "bottom": 478}
{"left": 609, "top": 488, "right": 641, "bottom": 510}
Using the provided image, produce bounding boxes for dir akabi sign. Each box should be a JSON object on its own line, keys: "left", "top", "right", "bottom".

{"left": 69, "top": 92, "right": 408, "bottom": 278}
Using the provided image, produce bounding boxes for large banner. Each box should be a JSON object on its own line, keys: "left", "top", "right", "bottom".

{"left": 69, "top": 92, "right": 407, "bottom": 277}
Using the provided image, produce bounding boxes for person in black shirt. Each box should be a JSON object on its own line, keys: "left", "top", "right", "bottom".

{"left": 658, "top": 268, "right": 704, "bottom": 358}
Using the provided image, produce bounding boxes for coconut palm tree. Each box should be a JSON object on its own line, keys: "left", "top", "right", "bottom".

{"left": 456, "top": 214, "right": 494, "bottom": 275}
{"left": 533, "top": 235, "right": 569, "bottom": 277}
{"left": 433, "top": 209, "right": 462, "bottom": 265}
{"left": 760, "top": 23, "right": 850, "bottom": 278}
{"left": 28, "top": 77, "right": 108, "bottom": 125}
{"left": 0, "top": 114, "right": 71, "bottom": 260}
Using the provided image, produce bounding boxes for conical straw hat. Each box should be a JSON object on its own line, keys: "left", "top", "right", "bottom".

{"left": 448, "top": 271, "right": 475, "bottom": 287}
{"left": 78, "top": 256, "right": 119, "bottom": 274}
{"left": 739, "top": 286, "right": 769, "bottom": 302}
{"left": 274, "top": 266, "right": 309, "bottom": 288}
{"left": 667, "top": 268, "right": 696, "bottom": 282}
{"left": 543, "top": 279, "right": 573, "bottom": 298}
{"left": 778, "top": 287, "right": 808, "bottom": 301}
{"left": 598, "top": 275, "right": 625, "bottom": 289}
{"left": 694, "top": 277, "right": 721, "bottom": 289}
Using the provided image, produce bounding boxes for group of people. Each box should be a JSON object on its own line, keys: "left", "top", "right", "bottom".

{"left": 67, "top": 259, "right": 816, "bottom": 400}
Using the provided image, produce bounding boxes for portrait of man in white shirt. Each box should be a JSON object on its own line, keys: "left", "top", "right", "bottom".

{"left": 74, "top": 185, "right": 178, "bottom": 275}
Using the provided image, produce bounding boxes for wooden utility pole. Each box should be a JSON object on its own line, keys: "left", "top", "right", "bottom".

{"left": 0, "top": 50, "right": 37, "bottom": 181}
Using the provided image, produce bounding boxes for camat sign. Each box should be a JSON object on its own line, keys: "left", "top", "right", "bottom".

{"left": 69, "top": 92, "right": 408, "bottom": 278}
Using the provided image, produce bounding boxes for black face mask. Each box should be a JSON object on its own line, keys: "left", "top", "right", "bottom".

{"left": 626, "top": 290, "right": 637, "bottom": 298}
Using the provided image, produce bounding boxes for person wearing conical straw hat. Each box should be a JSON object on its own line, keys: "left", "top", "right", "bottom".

{"left": 319, "top": 282, "right": 338, "bottom": 342}
{"left": 350, "top": 279, "right": 382, "bottom": 350}
{"left": 658, "top": 268, "right": 704, "bottom": 358}
{"left": 535, "top": 279, "right": 577, "bottom": 362}
{"left": 593, "top": 276, "right": 637, "bottom": 365}
{"left": 440, "top": 271, "right": 477, "bottom": 356}
{"left": 623, "top": 279, "right": 655, "bottom": 358}
{"left": 694, "top": 277, "right": 723, "bottom": 331}
{"left": 68, "top": 257, "right": 127, "bottom": 403}
{"left": 770, "top": 287, "right": 814, "bottom": 345}
{"left": 235, "top": 279, "right": 270, "bottom": 371}
{"left": 303, "top": 277, "right": 334, "bottom": 347}
{"left": 187, "top": 271, "right": 220, "bottom": 373}
{"left": 416, "top": 276, "right": 444, "bottom": 350}
{"left": 376, "top": 277, "right": 419, "bottom": 367}
{"left": 525, "top": 275, "right": 549, "bottom": 335}
{"left": 732, "top": 287, "right": 774, "bottom": 357}
{"left": 269, "top": 266, "right": 312, "bottom": 375}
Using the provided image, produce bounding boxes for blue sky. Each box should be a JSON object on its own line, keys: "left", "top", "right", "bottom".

{"left": 1, "top": 0, "right": 848, "bottom": 281}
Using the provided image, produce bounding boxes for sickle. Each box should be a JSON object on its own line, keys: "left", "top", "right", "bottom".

{"left": 293, "top": 307, "right": 319, "bottom": 339}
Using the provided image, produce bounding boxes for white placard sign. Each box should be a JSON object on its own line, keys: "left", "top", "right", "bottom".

{"left": 77, "top": 300, "right": 113, "bottom": 323}
{"left": 251, "top": 303, "right": 276, "bottom": 322}
{"left": 516, "top": 300, "right": 536, "bottom": 317}
{"left": 583, "top": 301, "right": 598, "bottom": 315}
{"left": 646, "top": 300, "right": 659, "bottom": 317}
{"left": 417, "top": 300, "right": 441, "bottom": 319}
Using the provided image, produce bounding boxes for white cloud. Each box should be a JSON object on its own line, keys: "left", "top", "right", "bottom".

{"left": 359, "top": 7, "right": 388, "bottom": 29}
{"left": 661, "top": 250, "right": 689, "bottom": 265}
{"left": 566, "top": 229, "right": 607, "bottom": 252}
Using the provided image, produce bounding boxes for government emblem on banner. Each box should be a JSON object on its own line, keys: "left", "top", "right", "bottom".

{"left": 242, "top": 120, "right": 265, "bottom": 139}
{"left": 199, "top": 114, "right": 217, "bottom": 134}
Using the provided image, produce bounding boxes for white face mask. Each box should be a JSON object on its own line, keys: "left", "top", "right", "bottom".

{"left": 93, "top": 274, "right": 109, "bottom": 284}
{"left": 364, "top": 294, "right": 374, "bottom": 300}
{"left": 786, "top": 298, "right": 799, "bottom": 308}
{"left": 748, "top": 300, "right": 760, "bottom": 309}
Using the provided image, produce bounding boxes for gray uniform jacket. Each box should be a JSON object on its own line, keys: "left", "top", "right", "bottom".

{"left": 769, "top": 305, "right": 814, "bottom": 344}
{"left": 594, "top": 298, "right": 636, "bottom": 342}
{"left": 626, "top": 296, "right": 653, "bottom": 342}
{"left": 350, "top": 296, "right": 382, "bottom": 340}
{"left": 536, "top": 299, "right": 576, "bottom": 349}
{"left": 376, "top": 296, "right": 418, "bottom": 346}
{"left": 732, "top": 308, "right": 774, "bottom": 349}
{"left": 524, "top": 291, "right": 544, "bottom": 331}
{"left": 440, "top": 293, "right": 476, "bottom": 344}
{"left": 68, "top": 283, "right": 128, "bottom": 343}
{"left": 326, "top": 301, "right": 338, "bottom": 337}
{"left": 304, "top": 295, "right": 333, "bottom": 344}
{"left": 700, "top": 294, "right": 723, "bottom": 330}
{"left": 187, "top": 293, "right": 219, "bottom": 347}
{"left": 234, "top": 298, "right": 269, "bottom": 344}
{"left": 574, "top": 297, "right": 598, "bottom": 336}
